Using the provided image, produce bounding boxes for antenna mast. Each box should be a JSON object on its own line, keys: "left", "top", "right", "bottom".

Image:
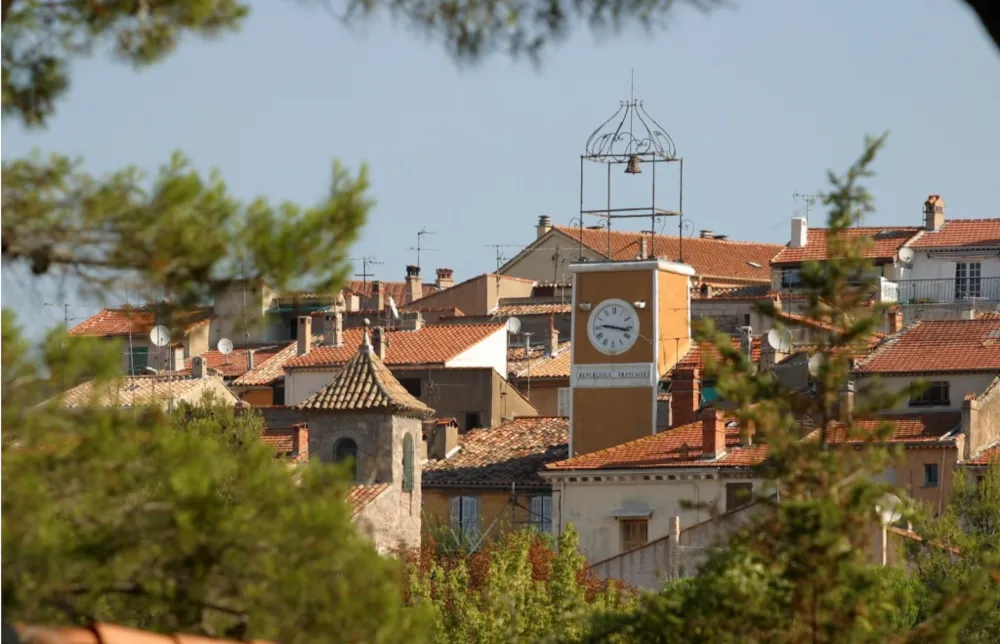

{"left": 408, "top": 228, "right": 438, "bottom": 272}
{"left": 351, "top": 256, "right": 383, "bottom": 292}
{"left": 793, "top": 192, "right": 820, "bottom": 225}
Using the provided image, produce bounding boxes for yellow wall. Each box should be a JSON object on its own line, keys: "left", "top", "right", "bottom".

{"left": 423, "top": 488, "right": 546, "bottom": 542}
{"left": 657, "top": 268, "right": 692, "bottom": 377}
{"left": 240, "top": 388, "right": 274, "bottom": 406}
{"left": 518, "top": 380, "right": 567, "bottom": 416}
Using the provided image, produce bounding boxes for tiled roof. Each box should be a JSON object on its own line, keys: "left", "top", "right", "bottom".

{"left": 545, "top": 418, "right": 767, "bottom": 471}
{"left": 15, "top": 623, "right": 274, "bottom": 644}
{"left": 309, "top": 306, "right": 465, "bottom": 317}
{"left": 67, "top": 307, "right": 214, "bottom": 338}
{"left": 341, "top": 279, "right": 438, "bottom": 305}
{"left": 854, "top": 319, "right": 1000, "bottom": 374}
{"left": 298, "top": 336, "right": 434, "bottom": 417}
{"left": 512, "top": 346, "right": 572, "bottom": 379}
{"left": 549, "top": 225, "right": 780, "bottom": 282}
{"left": 909, "top": 219, "right": 1000, "bottom": 249}
{"left": 230, "top": 336, "right": 323, "bottom": 386}
{"left": 776, "top": 311, "right": 835, "bottom": 332}
{"left": 423, "top": 417, "right": 569, "bottom": 487}
{"left": 508, "top": 340, "right": 571, "bottom": 374}
{"left": 284, "top": 323, "right": 505, "bottom": 369}
{"left": 966, "top": 442, "right": 1000, "bottom": 466}
{"left": 57, "top": 375, "right": 223, "bottom": 408}
{"left": 347, "top": 482, "right": 390, "bottom": 516}
{"left": 180, "top": 344, "right": 285, "bottom": 378}
{"left": 494, "top": 302, "right": 573, "bottom": 316}
{"left": 676, "top": 337, "right": 762, "bottom": 371}
{"left": 771, "top": 227, "right": 920, "bottom": 265}
{"left": 692, "top": 284, "right": 772, "bottom": 300}
{"left": 819, "top": 412, "right": 962, "bottom": 445}
{"left": 976, "top": 311, "right": 1000, "bottom": 320}
{"left": 260, "top": 424, "right": 308, "bottom": 462}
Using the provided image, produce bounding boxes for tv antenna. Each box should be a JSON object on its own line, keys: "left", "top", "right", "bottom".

{"left": 793, "top": 192, "right": 820, "bottom": 224}
{"left": 408, "top": 228, "right": 438, "bottom": 271}
{"left": 351, "top": 256, "right": 383, "bottom": 292}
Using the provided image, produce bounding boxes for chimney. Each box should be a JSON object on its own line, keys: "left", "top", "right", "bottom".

{"left": 370, "top": 281, "right": 385, "bottom": 312}
{"left": 548, "top": 315, "right": 560, "bottom": 357}
{"left": 740, "top": 417, "right": 756, "bottom": 447}
{"left": 405, "top": 265, "right": 423, "bottom": 304}
{"left": 400, "top": 311, "right": 425, "bottom": 331}
{"left": 924, "top": 195, "right": 945, "bottom": 232}
{"left": 372, "top": 326, "right": 386, "bottom": 360}
{"left": 192, "top": 355, "right": 206, "bottom": 379}
{"left": 537, "top": 215, "right": 553, "bottom": 239}
{"left": 699, "top": 283, "right": 712, "bottom": 299}
{"left": 639, "top": 237, "right": 648, "bottom": 259}
{"left": 345, "top": 292, "right": 360, "bottom": 312}
{"left": 324, "top": 311, "right": 344, "bottom": 346}
{"left": 670, "top": 367, "right": 702, "bottom": 428}
{"left": 839, "top": 380, "right": 855, "bottom": 423}
{"left": 293, "top": 424, "right": 309, "bottom": 462}
{"left": 887, "top": 307, "right": 904, "bottom": 335}
{"left": 297, "top": 316, "right": 312, "bottom": 356}
{"left": 790, "top": 217, "right": 808, "bottom": 249}
{"left": 739, "top": 327, "right": 754, "bottom": 364}
{"left": 701, "top": 407, "right": 727, "bottom": 459}
{"left": 247, "top": 349, "right": 255, "bottom": 371}
{"left": 436, "top": 268, "right": 455, "bottom": 290}
{"left": 714, "top": 234, "right": 730, "bottom": 241}
{"left": 172, "top": 346, "right": 185, "bottom": 371}
{"left": 429, "top": 421, "right": 459, "bottom": 460}
{"left": 699, "top": 230, "right": 714, "bottom": 239}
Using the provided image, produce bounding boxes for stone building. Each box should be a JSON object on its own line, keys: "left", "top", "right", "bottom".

{"left": 297, "top": 328, "right": 434, "bottom": 552}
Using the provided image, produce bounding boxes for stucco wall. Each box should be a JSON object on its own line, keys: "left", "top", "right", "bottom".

{"left": 239, "top": 388, "right": 274, "bottom": 406}
{"left": 967, "top": 376, "right": 1000, "bottom": 459}
{"left": 286, "top": 369, "right": 338, "bottom": 406}
{"left": 500, "top": 232, "right": 601, "bottom": 283}
{"left": 446, "top": 329, "right": 509, "bottom": 379}
{"left": 410, "top": 275, "right": 536, "bottom": 316}
{"left": 516, "top": 380, "right": 565, "bottom": 416}
{"left": 422, "top": 488, "right": 545, "bottom": 542}
{"left": 857, "top": 373, "right": 996, "bottom": 411}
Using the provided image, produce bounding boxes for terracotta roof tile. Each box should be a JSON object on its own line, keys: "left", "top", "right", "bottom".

{"left": 854, "top": 319, "right": 1000, "bottom": 374}
{"left": 692, "top": 284, "right": 772, "bottom": 300}
{"left": 549, "top": 225, "right": 779, "bottom": 282}
{"left": 508, "top": 340, "right": 570, "bottom": 374}
{"left": 676, "top": 337, "right": 762, "bottom": 371}
{"left": 910, "top": 219, "right": 1000, "bottom": 249}
{"left": 967, "top": 441, "right": 1000, "bottom": 466}
{"left": 179, "top": 344, "right": 285, "bottom": 378}
{"left": 819, "top": 412, "right": 962, "bottom": 445}
{"left": 341, "top": 280, "right": 438, "bottom": 305}
{"left": 298, "top": 337, "right": 434, "bottom": 417}
{"left": 771, "top": 227, "right": 920, "bottom": 265}
{"left": 976, "top": 311, "right": 1000, "bottom": 320}
{"left": 776, "top": 311, "right": 835, "bottom": 332}
{"left": 57, "top": 375, "right": 226, "bottom": 409}
{"left": 423, "top": 417, "right": 569, "bottom": 487}
{"left": 260, "top": 424, "right": 308, "bottom": 462}
{"left": 494, "top": 302, "right": 572, "bottom": 316}
{"left": 347, "top": 482, "right": 390, "bottom": 516}
{"left": 67, "top": 307, "right": 213, "bottom": 338}
{"left": 230, "top": 336, "right": 323, "bottom": 386}
{"left": 512, "top": 346, "right": 572, "bottom": 379}
{"left": 284, "top": 323, "right": 505, "bottom": 369}
{"left": 545, "top": 418, "right": 767, "bottom": 471}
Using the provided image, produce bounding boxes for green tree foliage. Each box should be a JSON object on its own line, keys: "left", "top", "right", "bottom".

{"left": 1, "top": 316, "right": 429, "bottom": 642}
{"left": 579, "top": 137, "right": 998, "bottom": 643}
{"left": 907, "top": 461, "right": 1000, "bottom": 643}
{"left": 404, "top": 527, "right": 635, "bottom": 643}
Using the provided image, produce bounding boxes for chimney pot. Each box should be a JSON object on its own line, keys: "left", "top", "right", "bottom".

{"left": 297, "top": 316, "right": 312, "bottom": 356}
{"left": 924, "top": 195, "right": 945, "bottom": 232}
{"left": 323, "top": 311, "right": 344, "bottom": 346}
{"left": 839, "top": 381, "right": 855, "bottom": 423}
{"left": 887, "top": 307, "right": 904, "bottom": 335}
{"left": 639, "top": 237, "right": 648, "bottom": 259}
{"left": 405, "top": 266, "right": 423, "bottom": 304}
{"left": 369, "top": 281, "right": 385, "bottom": 311}
{"left": 537, "top": 215, "right": 553, "bottom": 239}
{"left": 294, "top": 424, "right": 309, "bottom": 462}
{"left": 670, "top": 367, "right": 702, "bottom": 428}
{"left": 428, "top": 421, "right": 459, "bottom": 460}
{"left": 435, "top": 268, "right": 455, "bottom": 290}
{"left": 247, "top": 349, "right": 255, "bottom": 371}
{"left": 790, "top": 217, "right": 808, "bottom": 249}
{"left": 548, "top": 315, "right": 559, "bottom": 357}
{"left": 701, "top": 407, "right": 727, "bottom": 459}
{"left": 192, "top": 355, "right": 207, "bottom": 379}
{"left": 372, "top": 327, "right": 387, "bottom": 360}
{"left": 699, "top": 229, "right": 714, "bottom": 239}
{"left": 401, "top": 311, "right": 425, "bottom": 331}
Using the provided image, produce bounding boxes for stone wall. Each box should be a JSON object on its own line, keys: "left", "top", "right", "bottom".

{"left": 966, "top": 376, "right": 1000, "bottom": 459}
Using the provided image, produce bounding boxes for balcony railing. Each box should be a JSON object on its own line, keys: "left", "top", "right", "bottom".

{"left": 894, "top": 277, "right": 1000, "bottom": 305}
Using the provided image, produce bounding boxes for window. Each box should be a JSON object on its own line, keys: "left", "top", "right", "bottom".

{"left": 464, "top": 412, "right": 482, "bottom": 432}
{"left": 781, "top": 268, "right": 802, "bottom": 289}
{"left": 702, "top": 380, "right": 719, "bottom": 405}
{"left": 402, "top": 434, "right": 415, "bottom": 492}
{"left": 621, "top": 519, "right": 648, "bottom": 552}
{"left": 743, "top": 313, "right": 752, "bottom": 327}
{"left": 955, "top": 262, "right": 982, "bottom": 300}
{"left": 924, "top": 463, "right": 940, "bottom": 488}
{"left": 530, "top": 495, "right": 553, "bottom": 533}
{"left": 399, "top": 378, "right": 422, "bottom": 398}
{"left": 273, "top": 385, "right": 285, "bottom": 406}
{"left": 450, "top": 496, "right": 480, "bottom": 545}
{"left": 909, "top": 381, "right": 951, "bottom": 408}
{"left": 334, "top": 438, "right": 359, "bottom": 479}
{"left": 557, "top": 388, "right": 571, "bottom": 417}
{"left": 725, "top": 482, "right": 754, "bottom": 512}
{"left": 127, "top": 347, "right": 149, "bottom": 374}
{"left": 289, "top": 317, "right": 298, "bottom": 340}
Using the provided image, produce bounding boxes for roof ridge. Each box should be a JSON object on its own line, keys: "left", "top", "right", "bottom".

{"left": 551, "top": 224, "right": 783, "bottom": 247}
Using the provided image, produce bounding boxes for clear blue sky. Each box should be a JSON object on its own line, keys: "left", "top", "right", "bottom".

{"left": 3, "top": 0, "right": 999, "bottom": 339}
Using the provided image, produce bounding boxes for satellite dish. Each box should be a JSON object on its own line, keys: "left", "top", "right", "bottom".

{"left": 149, "top": 325, "right": 171, "bottom": 347}
{"left": 807, "top": 353, "right": 825, "bottom": 377}
{"left": 507, "top": 317, "right": 522, "bottom": 334}
{"left": 898, "top": 246, "right": 914, "bottom": 264}
{"left": 767, "top": 327, "right": 794, "bottom": 353}
{"left": 388, "top": 296, "right": 400, "bottom": 320}
{"left": 876, "top": 493, "right": 903, "bottom": 526}
{"left": 217, "top": 338, "right": 234, "bottom": 355}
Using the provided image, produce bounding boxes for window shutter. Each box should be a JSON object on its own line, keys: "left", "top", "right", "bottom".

{"left": 530, "top": 496, "right": 542, "bottom": 530}
{"left": 461, "top": 496, "right": 479, "bottom": 544}
{"left": 449, "top": 496, "right": 461, "bottom": 532}
{"left": 402, "top": 434, "right": 415, "bottom": 492}
{"left": 557, "top": 388, "right": 571, "bottom": 417}
{"left": 542, "top": 496, "right": 553, "bottom": 533}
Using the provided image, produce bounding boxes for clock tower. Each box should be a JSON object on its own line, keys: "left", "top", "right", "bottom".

{"left": 569, "top": 259, "right": 694, "bottom": 456}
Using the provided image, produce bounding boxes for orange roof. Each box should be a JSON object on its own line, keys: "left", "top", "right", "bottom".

{"left": 910, "top": 219, "right": 1000, "bottom": 249}
{"left": 976, "top": 311, "right": 1000, "bottom": 320}
{"left": 346, "top": 483, "right": 389, "bottom": 516}
{"left": 692, "top": 284, "right": 772, "bottom": 300}
{"left": 775, "top": 311, "right": 836, "bottom": 332}
{"left": 57, "top": 375, "right": 228, "bottom": 409}
{"left": 494, "top": 302, "right": 572, "bottom": 316}
{"left": 230, "top": 336, "right": 322, "bottom": 386}
{"left": 676, "top": 336, "right": 762, "bottom": 371}
{"left": 341, "top": 279, "right": 438, "bottom": 305}
{"left": 819, "top": 412, "right": 961, "bottom": 445}
{"left": 508, "top": 340, "right": 571, "bottom": 374}
{"left": 260, "top": 424, "right": 309, "bottom": 462}
{"left": 546, "top": 418, "right": 767, "bottom": 471}
{"left": 284, "top": 323, "right": 505, "bottom": 370}
{"left": 967, "top": 442, "right": 1000, "bottom": 467}
{"left": 15, "top": 623, "right": 273, "bottom": 643}
{"left": 855, "top": 319, "right": 1000, "bottom": 374}
{"left": 180, "top": 344, "right": 286, "bottom": 378}
{"left": 771, "top": 227, "right": 920, "bottom": 265}
{"left": 68, "top": 307, "right": 213, "bottom": 338}
{"left": 547, "top": 225, "right": 780, "bottom": 282}
{"left": 512, "top": 345, "right": 572, "bottom": 379}
{"left": 424, "top": 417, "right": 569, "bottom": 487}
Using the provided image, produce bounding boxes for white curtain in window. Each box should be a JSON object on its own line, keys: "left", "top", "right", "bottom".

{"left": 557, "top": 388, "right": 571, "bottom": 417}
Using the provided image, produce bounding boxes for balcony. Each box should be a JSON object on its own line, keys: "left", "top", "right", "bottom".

{"left": 894, "top": 277, "right": 1000, "bottom": 305}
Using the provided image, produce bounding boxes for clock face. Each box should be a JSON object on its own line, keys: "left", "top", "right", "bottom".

{"left": 587, "top": 298, "right": 640, "bottom": 355}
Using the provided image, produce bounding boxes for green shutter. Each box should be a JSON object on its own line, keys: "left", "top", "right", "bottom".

{"left": 402, "top": 434, "right": 414, "bottom": 492}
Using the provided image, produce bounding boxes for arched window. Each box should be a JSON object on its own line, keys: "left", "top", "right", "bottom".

{"left": 402, "top": 434, "right": 415, "bottom": 492}
{"left": 333, "top": 438, "right": 359, "bottom": 479}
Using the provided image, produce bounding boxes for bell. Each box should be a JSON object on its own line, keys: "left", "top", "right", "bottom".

{"left": 625, "top": 155, "right": 642, "bottom": 175}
